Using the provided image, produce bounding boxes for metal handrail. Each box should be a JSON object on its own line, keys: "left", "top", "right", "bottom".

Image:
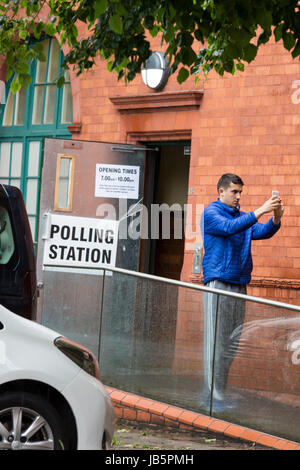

{"left": 43, "top": 263, "right": 300, "bottom": 313}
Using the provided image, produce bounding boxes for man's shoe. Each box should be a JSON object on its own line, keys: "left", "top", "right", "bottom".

{"left": 212, "top": 388, "right": 225, "bottom": 402}
{"left": 212, "top": 397, "right": 239, "bottom": 412}
{"left": 211, "top": 400, "right": 228, "bottom": 412}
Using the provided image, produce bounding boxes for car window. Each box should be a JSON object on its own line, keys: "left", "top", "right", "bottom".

{"left": 0, "top": 206, "right": 15, "bottom": 264}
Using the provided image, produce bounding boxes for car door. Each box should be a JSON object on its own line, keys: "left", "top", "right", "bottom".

{"left": 0, "top": 185, "right": 36, "bottom": 319}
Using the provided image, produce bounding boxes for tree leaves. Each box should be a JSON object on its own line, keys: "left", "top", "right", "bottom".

{"left": 1, "top": 0, "right": 300, "bottom": 91}
{"left": 10, "top": 77, "right": 22, "bottom": 94}
{"left": 283, "top": 31, "right": 296, "bottom": 51}
{"left": 274, "top": 23, "right": 284, "bottom": 42}
{"left": 242, "top": 44, "right": 258, "bottom": 63}
{"left": 177, "top": 67, "right": 189, "bottom": 84}
{"left": 94, "top": 0, "right": 108, "bottom": 18}
{"left": 109, "top": 15, "right": 123, "bottom": 35}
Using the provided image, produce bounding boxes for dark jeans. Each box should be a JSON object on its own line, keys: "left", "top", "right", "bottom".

{"left": 203, "top": 280, "right": 246, "bottom": 399}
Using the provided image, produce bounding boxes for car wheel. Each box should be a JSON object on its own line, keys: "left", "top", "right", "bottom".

{"left": 0, "top": 391, "right": 67, "bottom": 450}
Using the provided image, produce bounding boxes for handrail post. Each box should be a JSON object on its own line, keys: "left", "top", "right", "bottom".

{"left": 209, "top": 293, "right": 220, "bottom": 416}
{"left": 98, "top": 268, "right": 107, "bottom": 364}
{"left": 42, "top": 264, "right": 300, "bottom": 313}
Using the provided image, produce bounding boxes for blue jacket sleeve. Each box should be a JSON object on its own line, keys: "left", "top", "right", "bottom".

{"left": 204, "top": 207, "right": 257, "bottom": 237}
{"left": 251, "top": 217, "right": 281, "bottom": 240}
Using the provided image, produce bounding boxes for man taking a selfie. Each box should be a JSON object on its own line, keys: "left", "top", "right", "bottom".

{"left": 201, "top": 173, "right": 284, "bottom": 407}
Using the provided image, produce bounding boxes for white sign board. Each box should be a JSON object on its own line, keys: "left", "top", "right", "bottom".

{"left": 43, "top": 214, "right": 119, "bottom": 269}
{"left": 95, "top": 163, "right": 140, "bottom": 199}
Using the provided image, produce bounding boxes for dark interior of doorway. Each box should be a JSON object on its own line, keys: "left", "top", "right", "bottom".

{"left": 141, "top": 140, "right": 191, "bottom": 280}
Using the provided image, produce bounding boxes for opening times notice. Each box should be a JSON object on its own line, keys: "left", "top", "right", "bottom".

{"left": 95, "top": 163, "right": 140, "bottom": 199}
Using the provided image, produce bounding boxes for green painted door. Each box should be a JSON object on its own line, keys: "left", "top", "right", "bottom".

{"left": 0, "top": 38, "right": 73, "bottom": 245}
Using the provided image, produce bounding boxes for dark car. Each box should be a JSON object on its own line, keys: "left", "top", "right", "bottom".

{"left": 0, "top": 185, "right": 36, "bottom": 320}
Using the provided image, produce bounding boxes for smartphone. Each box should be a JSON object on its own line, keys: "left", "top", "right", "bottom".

{"left": 272, "top": 190, "right": 279, "bottom": 196}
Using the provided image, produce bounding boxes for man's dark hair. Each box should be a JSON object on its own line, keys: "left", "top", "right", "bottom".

{"left": 217, "top": 173, "right": 244, "bottom": 193}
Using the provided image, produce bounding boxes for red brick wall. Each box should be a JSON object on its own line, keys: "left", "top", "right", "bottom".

{"left": 180, "top": 38, "right": 300, "bottom": 305}
{"left": 68, "top": 28, "right": 300, "bottom": 396}
{"left": 71, "top": 32, "right": 300, "bottom": 298}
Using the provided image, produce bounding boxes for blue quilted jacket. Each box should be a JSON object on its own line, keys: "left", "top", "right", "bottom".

{"left": 201, "top": 199, "right": 281, "bottom": 285}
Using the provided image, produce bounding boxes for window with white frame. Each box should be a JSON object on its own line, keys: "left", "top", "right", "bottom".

{"left": 0, "top": 37, "right": 73, "bottom": 244}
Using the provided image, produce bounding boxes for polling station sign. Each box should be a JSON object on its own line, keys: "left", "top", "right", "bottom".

{"left": 43, "top": 214, "right": 119, "bottom": 269}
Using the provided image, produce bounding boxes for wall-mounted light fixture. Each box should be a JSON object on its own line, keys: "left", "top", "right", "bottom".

{"left": 142, "top": 51, "right": 169, "bottom": 91}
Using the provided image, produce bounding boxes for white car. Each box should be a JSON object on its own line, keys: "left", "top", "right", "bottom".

{"left": 0, "top": 304, "right": 115, "bottom": 450}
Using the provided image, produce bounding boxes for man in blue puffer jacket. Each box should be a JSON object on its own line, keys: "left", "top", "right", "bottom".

{"left": 201, "top": 173, "right": 284, "bottom": 407}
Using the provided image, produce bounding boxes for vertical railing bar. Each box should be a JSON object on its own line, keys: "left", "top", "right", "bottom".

{"left": 209, "top": 293, "right": 220, "bottom": 416}
{"left": 97, "top": 268, "right": 107, "bottom": 365}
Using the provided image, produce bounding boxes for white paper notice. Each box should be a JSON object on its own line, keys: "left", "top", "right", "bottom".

{"left": 95, "top": 163, "right": 140, "bottom": 199}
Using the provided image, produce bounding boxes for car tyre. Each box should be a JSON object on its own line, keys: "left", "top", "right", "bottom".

{"left": 0, "top": 391, "right": 67, "bottom": 450}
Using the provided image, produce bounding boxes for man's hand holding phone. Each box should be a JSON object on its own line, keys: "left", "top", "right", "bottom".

{"left": 272, "top": 190, "right": 284, "bottom": 224}
{"left": 254, "top": 190, "right": 284, "bottom": 222}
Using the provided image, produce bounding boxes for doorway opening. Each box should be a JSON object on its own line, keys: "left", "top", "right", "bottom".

{"left": 141, "top": 141, "right": 191, "bottom": 280}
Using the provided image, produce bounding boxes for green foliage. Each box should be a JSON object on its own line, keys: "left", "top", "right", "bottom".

{"left": 1, "top": 0, "right": 300, "bottom": 91}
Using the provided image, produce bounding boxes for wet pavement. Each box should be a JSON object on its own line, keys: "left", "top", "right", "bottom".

{"left": 111, "top": 421, "right": 271, "bottom": 451}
